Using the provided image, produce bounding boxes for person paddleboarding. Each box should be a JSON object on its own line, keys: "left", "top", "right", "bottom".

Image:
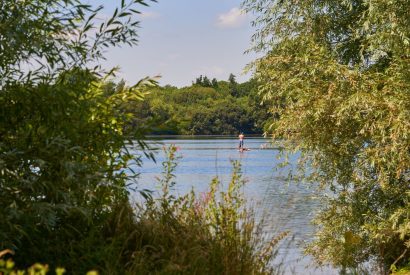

{"left": 238, "top": 132, "right": 245, "bottom": 151}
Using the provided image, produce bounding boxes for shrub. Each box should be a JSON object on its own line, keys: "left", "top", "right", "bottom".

{"left": 0, "top": 146, "right": 286, "bottom": 274}
{"left": 123, "top": 146, "right": 286, "bottom": 274}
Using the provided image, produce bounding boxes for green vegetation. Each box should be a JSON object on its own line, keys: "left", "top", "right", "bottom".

{"left": 0, "top": 0, "right": 156, "bottom": 271}
{"left": 0, "top": 0, "right": 282, "bottom": 273}
{"left": 121, "top": 146, "right": 284, "bottom": 274}
{"left": 0, "top": 147, "right": 283, "bottom": 274}
{"left": 243, "top": 0, "right": 410, "bottom": 273}
{"left": 5, "top": 0, "right": 409, "bottom": 273}
{"left": 104, "top": 76, "right": 270, "bottom": 135}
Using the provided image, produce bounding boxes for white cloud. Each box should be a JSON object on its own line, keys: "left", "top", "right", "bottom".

{"left": 216, "top": 7, "right": 247, "bottom": 29}
{"left": 140, "top": 11, "right": 160, "bottom": 19}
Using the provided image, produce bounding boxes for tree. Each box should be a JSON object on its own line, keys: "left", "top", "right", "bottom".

{"left": 189, "top": 99, "right": 256, "bottom": 135}
{"left": 195, "top": 75, "right": 204, "bottom": 85}
{"left": 0, "top": 0, "right": 156, "bottom": 270}
{"left": 243, "top": 0, "right": 410, "bottom": 272}
{"left": 203, "top": 76, "right": 212, "bottom": 87}
{"left": 194, "top": 75, "right": 215, "bottom": 87}
{"left": 228, "top": 73, "right": 239, "bottom": 97}
{"left": 211, "top": 78, "right": 218, "bottom": 88}
{"left": 228, "top": 73, "right": 237, "bottom": 86}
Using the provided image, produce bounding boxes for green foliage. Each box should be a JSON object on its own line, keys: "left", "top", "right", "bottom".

{"left": 0, "top": 252, "right": 98, "bottom": 275}
{"left": 0, "top": 0, "right": 156, "bottom": 271}
{"left": 0, "top": 147, "right": 286, "bottom": 274}
{"left": 194, "top": 75, "right": 218, "bottom": 88}
{"left": 0, "top": 0, "right": 284, "bottom": 273}
{"left": 243, "top": 0, "right": 410, "bottom": 272}
{"left": 124, "top": 146, "right": 286, "bottom": 274}
{"left": 0, "top": 0, "right": 282, "bottom": 273}
{"left": 189, "top": 98, "right": 254, "bottom": 135}
{"left": 0, "top": 260, "right": 63, "bottom": 275}
{"left": 124, "top": 76, "right": 270, "bottom": 135}
{"left": 392, "top": 264, "right": 410, "bottom": 275}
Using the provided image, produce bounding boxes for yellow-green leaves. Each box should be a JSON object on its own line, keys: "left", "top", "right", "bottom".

{"left": 244, "top": 0, "right": 410, "bottom": 271}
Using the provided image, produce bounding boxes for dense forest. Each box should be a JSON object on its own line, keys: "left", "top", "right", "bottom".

{"left": 104, "top": 75, "right": 270, "bottom": 135}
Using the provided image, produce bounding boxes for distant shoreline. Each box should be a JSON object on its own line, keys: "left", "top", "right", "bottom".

{"left": 145, "top": 134, "right": 267, "bottom": 139}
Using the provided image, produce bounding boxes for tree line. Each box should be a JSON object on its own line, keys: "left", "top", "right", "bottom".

{"left": 105, "top": 75, "right": 271, "bottom": 135}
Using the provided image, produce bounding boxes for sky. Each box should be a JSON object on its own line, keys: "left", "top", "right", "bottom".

{"left": 89, "top": 0, "right": 257, "bottom": 87}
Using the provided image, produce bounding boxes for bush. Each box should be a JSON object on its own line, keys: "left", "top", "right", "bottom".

{"left": 0, "top": 0, "right": 155, "bottom": 272}
{"left": 0, "top": 146, "right": 286, "bottom": 274}
{"left": 123, "top": 146, "right": 286, "bottom": 274}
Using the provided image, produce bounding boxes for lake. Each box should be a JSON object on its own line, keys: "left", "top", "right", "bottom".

{"left": 129, "top": 136, "right": 338, "bottom": 275}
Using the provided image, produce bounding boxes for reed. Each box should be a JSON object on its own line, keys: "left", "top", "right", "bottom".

{"left": 1, "top": 145, "right": 286, "bottom": 274}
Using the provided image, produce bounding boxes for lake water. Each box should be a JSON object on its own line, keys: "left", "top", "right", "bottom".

{"left": 129, "top": 137, "right": 338, "bottom": 275}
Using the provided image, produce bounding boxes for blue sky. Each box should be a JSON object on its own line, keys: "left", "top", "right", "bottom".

{"left": 89, "top": 0, "right": 256, "bottom": 87}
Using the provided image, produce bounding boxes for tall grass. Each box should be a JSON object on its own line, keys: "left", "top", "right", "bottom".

{"left": 121, "top": 145, "right": 286, "bottom": 274}
{"left": 1, "top": 145, "right": 286, "bottom": 274}
{"left": 121, "top": 147, "right": 282, "bottom": 274}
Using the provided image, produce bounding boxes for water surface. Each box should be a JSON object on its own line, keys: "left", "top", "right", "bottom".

{"left": 129, "top": 137, "right": 337, "bottom": 274}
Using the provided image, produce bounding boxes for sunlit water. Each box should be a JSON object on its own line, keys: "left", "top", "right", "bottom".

{"left": 128, "top": 137, "right": 338, "bottom": 275}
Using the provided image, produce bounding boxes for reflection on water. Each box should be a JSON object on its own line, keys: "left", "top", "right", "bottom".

{"left": 128, "top": 137, "right": 338, "bottom": 274}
